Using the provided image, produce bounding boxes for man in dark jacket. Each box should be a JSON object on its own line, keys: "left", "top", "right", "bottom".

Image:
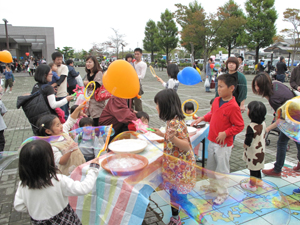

{"left": 290, "top": 63, "right": 300, "bottom": 92}
{"left": 276, "top": 56, "right": 287, "bottom": 82}
{"left": 258, "top": 60, "right": 265, "bottom": 72}
{"left": 66, "top": 59, "right": 79, "bottom": 95}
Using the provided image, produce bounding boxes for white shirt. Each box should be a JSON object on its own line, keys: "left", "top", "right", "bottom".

{"left": 14, "top": 167, "right": 99, "bottom": 220}
{"left": 134, "top": 60, "right": 147, "bottom": 80}
{"left": 56, "top": 64, "right": 69, "bottom": 98}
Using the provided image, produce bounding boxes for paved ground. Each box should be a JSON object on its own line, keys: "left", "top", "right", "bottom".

{"left": 0, "top": 67, "right": 298, "bottom": 225}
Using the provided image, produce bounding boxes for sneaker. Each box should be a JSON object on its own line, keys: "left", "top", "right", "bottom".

{"left": 241, "top": 182, "right": 257, "bottom": 192}
{"left": 262, "top": 168, "right": 281, "bottom": 177}
{"left": 8, "top": 91, "right": 11, "bottom": 94}
{"left": 168, "top": 216, "right": 181, "bottom": 225}
{"left": 293, "top": 188, "right": 300, "bottom": 195}
{"left": 293, "top": 162, "right": 300, "bottom": 171}
{"left": 256, "top": 179, "right": 264, "bottom": 187}
{"left": 213, "top": 194, "right": 228, "bottom": 205}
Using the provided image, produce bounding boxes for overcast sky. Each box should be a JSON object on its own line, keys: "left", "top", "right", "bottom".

{"left": 3, "top": 0, "right": 295, "bottom": 52}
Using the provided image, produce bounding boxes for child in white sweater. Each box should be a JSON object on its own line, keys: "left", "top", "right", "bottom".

{"left": 14, "top": 139, "right": 99, "bottom": 224}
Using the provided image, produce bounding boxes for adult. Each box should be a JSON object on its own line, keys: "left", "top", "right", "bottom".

{"left": 205, "top": 58, "right": 214, "bottom": 93}
{"left": 133, "top": 48, "right": 147, "bottom": 111}
{"left": 276, "top": 56, "right": 287, "bottom": 82}
{"left": 83, "top": 56, "right": 105, "bottom": 126}
{"left": 258, "top": 60, "right": 265, "bottom": 72}
{"left": 252, "top": 72, "right": 300, "bottom": 176}
{"left": 31, "top": 64, "right": 73, "bottom": 129}
{"left": 28, "top": 56, "right": 35, "bottom": 76}
{"left": 99, "top": 96, "right": 137, "bottom": 140}
{"left": 290, "top": 63, "right": 300, "bottom": 92}
{"left": 51, "top": 52, "right": 69, "bottom": 121}
{"left": 216, "top": 57, "right": 247, "bottom": 113}
{"left": 237, "top": 56, "right": 244, "bottom": 73}
{"left": 66, "top": 59, "right": 78, "bottom": 95}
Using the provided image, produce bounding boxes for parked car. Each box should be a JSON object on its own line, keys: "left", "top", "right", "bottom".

{"left": 244, "top": 60, "right": 255, "bottom": 68}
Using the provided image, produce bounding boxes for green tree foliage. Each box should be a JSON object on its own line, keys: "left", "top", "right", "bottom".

{"left": 245, "top": 0, "right": 277, "bottom": 64}
{"left": 57, "top": 47, "right": 75, "bottom": 59}
{"left": 174, "top": 1, "right": 205, "bottom": 64}
{"left": 143, "top": 20, "right": 160, "bottom": 62}
{"left": 156, "top": 9, "right": 179, "bottom": 63}
{"left": 281, "top": 8, "right": 300, "bottom": 67}
{"left": 218, "top": 0, "right": 247, "bottom": 58}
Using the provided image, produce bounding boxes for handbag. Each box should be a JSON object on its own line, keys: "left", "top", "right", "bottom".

{"left": 204, "top": 78, "right": 210, "bottom": 87}
{"left": 210, "top": 79, "right": 215, "bottom": 89}
{"left": 94, "top": 84, "right": 112, "bottom": 102}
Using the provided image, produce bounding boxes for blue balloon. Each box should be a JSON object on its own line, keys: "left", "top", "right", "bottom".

{"left": 177, "top": 67, "right": 202, "bottom": 85}
{"left": 261, "top": 62, "right": 264, "bottom": 65}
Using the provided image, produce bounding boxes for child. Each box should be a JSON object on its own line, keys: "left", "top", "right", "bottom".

{"left": 192, "top": 74, "right": 244, "bottom": 205}
{"left": 3, "top": 64, "right": 14, "bottom": 94}
{"left": 152, "top": 89, "right": 197, "bottom": 224}
{"left": 14, "top": 140, "right": 99, "bottom": 224}
{"left": 157, "top": 64, "right": 180, "bottom": 92}
{"left": 241, "top": 101, "right": 266, "bottom": 191}
{"left": 70, "top": 104, "right": 87, "bottom": 131}
{"left": 184, "top": 102, "right": 198, "bottom": 121}
{"left": 36, "top": 103, "right": 86, "bottom": 175}
{"left": 0, "top": 99, "right": 7, "bottom": 151}
{"left": 74, "top": 117, "right": 104, "bottom": 161}
{"left": 128, "top": 111, "right": 150, "bottom": 131}
{"left": 48, "top": 63, "right": 60, "bottom": 87}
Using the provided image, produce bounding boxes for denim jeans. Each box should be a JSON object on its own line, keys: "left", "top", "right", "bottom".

{"left": 276, "top": 74, "right": 285, "bottom": 82}
{"left": 56, "top": 96, "right": 69, "bottom": 120}
{"left": 274, "top": 131, "right": 300, "bottom": 172}
{"left": 215, "top": 80, "right": 218, "bottom": 93}
{"left": 205, "top": 74, "right": 212, "bottom": 92}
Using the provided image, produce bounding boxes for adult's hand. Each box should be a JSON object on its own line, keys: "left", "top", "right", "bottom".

{"left": 240, "top": 104, "right": 246, "bottom": 113}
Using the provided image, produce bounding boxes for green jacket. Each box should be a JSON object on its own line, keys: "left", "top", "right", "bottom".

{"left": 215, "top": 71, "right": 247, "bottom": 105}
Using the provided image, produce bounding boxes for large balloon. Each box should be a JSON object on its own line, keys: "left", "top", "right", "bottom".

{"left": 260, "top": 61, "right": 264, "bottom": 65}
{"left": 0, "top": 50, "right": 13, "bottom": 63}
{"left": 25, "top": 52, "right": 30, "bottom": 57}
{"left": 210, "top": 63, "right": 215, "bottom": 69}
{"left": 103, "top": 60, "right": 140, "bottom": 99}
{"left": 177, "top": 67, "right": 202, "bottom": 85}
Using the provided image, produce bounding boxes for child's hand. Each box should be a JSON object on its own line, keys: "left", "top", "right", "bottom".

{"left": 66, "top": 95, "right": 73, "bottom": 102}
{"left": 243, "top": 144, "right": 249, "bottom": 149}
{"left": 157, "top": 77, "right": 163, "bottom": 83}
{"left": 216, "top": 131, "right": 226, "bottom": 146}
{"left": 91, "top": 157, "right": 100, "bottom": 165}
{"left": 166, "top": 128, "right": 176, "bottom": 141}
{"left": 151, "top": 128, "right": 164, "bottom": 137}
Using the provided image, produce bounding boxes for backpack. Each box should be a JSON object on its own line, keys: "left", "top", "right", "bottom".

{"left": 17, "top": 85, "right": 57, "bottom": 135}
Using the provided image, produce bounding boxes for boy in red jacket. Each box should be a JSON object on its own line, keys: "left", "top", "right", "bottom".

{"left": 192, "top": 74, "right": 244, "bottom": 205}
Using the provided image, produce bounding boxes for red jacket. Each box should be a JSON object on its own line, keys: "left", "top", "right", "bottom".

{"left": 98, "top": 96, "right": 137, "bottom": 135}
{"left": 204, "top": 96, "right": 244, "bottom": 147}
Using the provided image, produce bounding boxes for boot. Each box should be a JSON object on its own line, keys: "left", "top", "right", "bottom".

{"left": 293, "top": 162, "right": 300, "bottom": 171}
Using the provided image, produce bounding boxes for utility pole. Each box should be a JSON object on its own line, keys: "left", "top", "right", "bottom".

{"left": 2, "top": 18, "right": 9, "bottom": 50}
{"left": 121, "top": 43, "right": 125, "bottom": 59}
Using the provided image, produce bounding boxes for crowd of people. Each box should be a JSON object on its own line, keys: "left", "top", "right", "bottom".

{"left": 0, "top": 49, "right": 300, "bottom": 225}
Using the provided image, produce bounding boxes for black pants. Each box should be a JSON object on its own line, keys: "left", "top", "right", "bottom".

{"left": 250, "top": 170, "right": 261, "bottom": 186}
{"left": 0, "top": 130, "right": 5, "bottom": 152}
{"left": 67, "top": 85, "right": 76, "bottom": 95}
{"left": 93, "top": 118, "right": 99, "bottom": 126}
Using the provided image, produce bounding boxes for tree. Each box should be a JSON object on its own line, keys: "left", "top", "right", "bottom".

{"left": 88, "top": 43, "right": 104, "bottom": 58}
{"left": 73, "top": 49, "right": 88, "bottom": 60}
{"left": 109, "top": 28, "right": 127, "bottom": 59}
{"left": 57, "top": 46, "right": 75, "bottom": 59}
{"left": 281, "top": 8, "right": 300, "bottom": 68}
{"left": 143, "top": 20, "right": 160, "bottom": 62}
{"left": 174, "top": 1, "right": 205, "bottom": 64}
{"left": 156, "top": 9, "right": 179, "bottom": 63}
{"left": 245, "top": 0, "right": 277, "bottom": 64}
{"left": 218, "top": 0, "right": 247, "bottom": 58}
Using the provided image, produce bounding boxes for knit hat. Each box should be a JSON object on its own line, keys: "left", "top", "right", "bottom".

{"left": 226, "top": 57, "right": 239, "bottom": 71}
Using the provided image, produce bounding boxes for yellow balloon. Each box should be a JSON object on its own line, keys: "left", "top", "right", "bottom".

{"left": 0, "top": 50, "right": 13, "bottom": 63}
{"left": 196, "top": 67, "right": 201, "bottom": 75}
{"left": 103, "top": 60, "right": 140, "bottom": 99}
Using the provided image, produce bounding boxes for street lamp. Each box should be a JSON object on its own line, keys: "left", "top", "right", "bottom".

{"left": 2, "top": 18, "right": 9, "bottom": 50}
